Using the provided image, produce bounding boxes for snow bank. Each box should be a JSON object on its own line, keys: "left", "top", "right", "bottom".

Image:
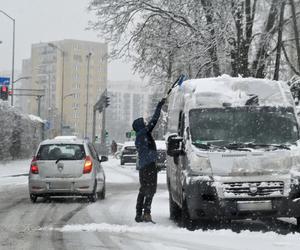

{"left": 43, "top": 223, "right": 300, "bottom": 250}
{"left": 0, "top": 101, "right": 44, "bottom": 160}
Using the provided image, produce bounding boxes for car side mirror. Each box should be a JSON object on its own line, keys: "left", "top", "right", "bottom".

{"left": 167, "top": 134, "right": 183, "bottom": 157}
{"left": 99, "top": 155, "right": 108, "bottom": 162}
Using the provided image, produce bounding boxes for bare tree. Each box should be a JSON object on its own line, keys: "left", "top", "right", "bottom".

{"left": 87, "top": 0, "right": 299, "bottom": 83}
{"left": 273, "top": 0, "right": 286, "bottom": 80}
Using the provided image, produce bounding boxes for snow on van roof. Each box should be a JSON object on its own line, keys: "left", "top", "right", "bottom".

{"left": 176, "top": 74, "right": 294, "bottom": 108}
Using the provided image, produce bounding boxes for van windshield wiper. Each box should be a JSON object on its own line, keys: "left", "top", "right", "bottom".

{"left": 192, "top": 141, "right": 224, "bottom": 150}
{"left": 224, "top": 143, "right": 291, "bottom": 151}
{"left": 55, "top": 157, "right": 73, "bottom": 164}
{"left": 224, "top": 143, "right": 252, "bottom": 151}
{"left": 192, "top": 142, "right": 210, "bottom": 149}
{"left": 252, "top": 143, "right": 291, "bottom": 150}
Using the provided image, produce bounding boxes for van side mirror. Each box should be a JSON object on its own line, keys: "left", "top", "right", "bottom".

{"left": 99, "top": 155, "right": 108, "bottom": 162}
{"left": 167, "top": 134, "right": 183, "bottom": 157}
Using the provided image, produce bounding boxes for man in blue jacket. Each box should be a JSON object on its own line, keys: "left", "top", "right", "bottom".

{"left": 132, "top": 98, "right": 166, "bottom": 222}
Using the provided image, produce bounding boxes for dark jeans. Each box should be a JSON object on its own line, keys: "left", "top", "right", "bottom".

{"left": 136, "top": 162, "right": 157, "bottom": 215}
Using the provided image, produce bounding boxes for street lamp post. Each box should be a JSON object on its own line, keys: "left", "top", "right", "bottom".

{"left": 0, "top": 10, "right": 15, "bottom": 106}
{"left": 13, "top": 76, "right": 31, "bottom": 84}
{"left": 85, "top": 52, "right": 92, "bottom": 138}
{"left": 48, "top": 43, "right": 65, "bottom": 135}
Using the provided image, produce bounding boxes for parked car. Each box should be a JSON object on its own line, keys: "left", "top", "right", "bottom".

{"left": 28, "top": 137, "right": 107, "bottom": 203}
{"left": 136, "top": 140, "right": 166, "bottom": 170}
{"left": 120, "top": 141, "right": 137, "bottom": 165}
{"left": 166, "top": 76, "right": 300, "bottom": 229}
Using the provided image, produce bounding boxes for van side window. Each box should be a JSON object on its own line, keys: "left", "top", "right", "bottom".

{"left": 178, "top": 112, "right": 185, "bottom": 136}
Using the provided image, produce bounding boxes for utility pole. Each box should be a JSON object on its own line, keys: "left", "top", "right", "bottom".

{"left": 0, "top": 10, "right": 15, "bottom": 106}
{"left": 48, "top": 43, "right": 65, "bottom": 135}
{"left": 85, "top": 52, "right": 92, "bottom": 138}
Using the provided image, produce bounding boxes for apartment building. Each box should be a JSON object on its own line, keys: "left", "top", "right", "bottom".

{"left": 23, "top": 39, "right": 108, "bottom": 139}
{"left": 106, "top": 80, "right": 151, "bottom": 143}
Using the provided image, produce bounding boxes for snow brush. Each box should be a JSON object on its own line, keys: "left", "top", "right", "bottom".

{"left": 165, "top": 74, "right": 186, "bottom": 99}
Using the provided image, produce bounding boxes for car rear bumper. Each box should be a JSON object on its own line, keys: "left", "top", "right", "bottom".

{"left": 28, "top": 177, "right": 95, "bottom": 195}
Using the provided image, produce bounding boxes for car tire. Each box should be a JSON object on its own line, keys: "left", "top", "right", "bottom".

{"left": 98, "top": 182, "right": 106, "bottom": 200}
{"left": 30, "top": 194, "right": 37, "bottom": 203}
{"left": 296, "top": 217, "right": 300, "bottom": 230}
{"left": 88, "top": 182, "right": 98, "bottom": 202}
{"left": 169, "top": 192, "right": 181, "bottom": 221}
{"left": 120, "top": 159, "right": 125, "bottom": 165}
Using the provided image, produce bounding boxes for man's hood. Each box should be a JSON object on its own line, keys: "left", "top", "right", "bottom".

{"left": 132, "top": 117, "right": 145, "bottom": 132}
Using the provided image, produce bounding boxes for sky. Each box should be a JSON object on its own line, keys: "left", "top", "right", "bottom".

{"left": 0, "top": 0, "right": 141, "bottom": 81}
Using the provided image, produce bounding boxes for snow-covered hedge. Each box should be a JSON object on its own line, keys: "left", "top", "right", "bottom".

{"left": 0, "top": 101, "right": 44, "bottom": 161}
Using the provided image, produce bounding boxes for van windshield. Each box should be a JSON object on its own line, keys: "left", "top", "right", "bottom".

{"left": 189, "top": 107, "right": 299, "bottom": 147}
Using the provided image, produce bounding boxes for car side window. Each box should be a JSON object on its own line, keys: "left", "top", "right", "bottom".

{"left": 178, "top": 111, "right": 185, "bottom": 136}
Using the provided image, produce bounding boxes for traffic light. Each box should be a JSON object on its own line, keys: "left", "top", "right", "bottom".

{"left": 105, "top": 96, "right": 110, "bottom": 107}
{"left": 0, "top": 86, "right": 9, "bottom": 100}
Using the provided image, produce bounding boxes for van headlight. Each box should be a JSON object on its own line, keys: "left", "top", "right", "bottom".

{"left": 188, "top": 153, "right": 212, "bottom": 176}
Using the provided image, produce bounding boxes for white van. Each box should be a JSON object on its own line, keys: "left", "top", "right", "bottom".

{"left": 166, "top": 75, "right": 300, "bottom": 228}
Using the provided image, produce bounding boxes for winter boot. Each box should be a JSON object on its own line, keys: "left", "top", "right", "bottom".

{"left": 135, "top": 214, "right": 143, "bottom": 223}
{"left": 142, "top": 213, "right": 152, "bottom": 223}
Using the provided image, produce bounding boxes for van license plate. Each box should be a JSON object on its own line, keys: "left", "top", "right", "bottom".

{"left": 237, "top": 201, "right": 272, "bottom": 211}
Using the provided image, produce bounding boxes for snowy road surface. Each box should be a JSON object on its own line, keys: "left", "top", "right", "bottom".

{"left": 0, "top": 158, "right": 300, "bottom": 250}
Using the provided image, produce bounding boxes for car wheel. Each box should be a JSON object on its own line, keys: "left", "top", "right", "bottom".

{"left": 296, "top": 217, "right": 300, "bottom": 230}
{"left": 181, "top": 199, "right": 196, "bottom": 231}
{"left": 98, "top": 182, "right": 106, "bottom": 200}
{"left": 30, "top": 194, "right": 37, "bottom": 203}
{"left": 169, "top": 192, "right": 181, "bottom": 221}
{"left": 88, "top": 182, "right": 98, "bottom": 202}
{"left": 120, "top": 159, "right": 125, "bottom": 165}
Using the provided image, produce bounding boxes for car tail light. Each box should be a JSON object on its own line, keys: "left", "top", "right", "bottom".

{"left": 83, "top": 156, "right": 93, "bottom": 174}
{"left": 30, "top": 157, "right": 39, "bottom": 174}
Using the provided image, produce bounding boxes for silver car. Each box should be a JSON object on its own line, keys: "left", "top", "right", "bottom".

{"left": 28, "top": 137, "right": 107, "bottom": 203}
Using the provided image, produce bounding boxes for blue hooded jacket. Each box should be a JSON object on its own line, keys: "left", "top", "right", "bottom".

{"left": 132, "top": 101, "right": 164, "bottom": 169}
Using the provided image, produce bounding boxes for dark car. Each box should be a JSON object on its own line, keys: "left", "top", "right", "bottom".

{"left": 136, "top": 140, "right": 166, "bottom": 170}
{"left": 120, "top": 141, "right": 137, "bottom": 165}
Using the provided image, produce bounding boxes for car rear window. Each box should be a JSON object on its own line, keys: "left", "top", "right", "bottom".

{"left": 36, "top": 144, "right": 86, "bottom": 160}
{"left": 124, "top": 146, "right": 136, "bottom": 154}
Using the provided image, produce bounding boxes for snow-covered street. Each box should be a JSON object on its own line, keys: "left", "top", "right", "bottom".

{"left": 0, "top": 157, "right": 299, "bottom": 250}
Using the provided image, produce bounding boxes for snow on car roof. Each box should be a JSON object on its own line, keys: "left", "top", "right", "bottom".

{"left": 54, "top": 136, "right": 78, "bottom": 140}
{"left": 155, "top": 140, "right": 166, "bottom": 150}
{"left": 40, "top": 138, "right": 85, "bottom": 145}
{"left": 174, "top": 74, "right": 294, "bottom": 108}
{"left": 123, "top": 141, "right": 135, "bottom": 147}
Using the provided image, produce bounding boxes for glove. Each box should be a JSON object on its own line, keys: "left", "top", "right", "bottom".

{"left": 159, "top": 98, "right": 166, "bottom": 106}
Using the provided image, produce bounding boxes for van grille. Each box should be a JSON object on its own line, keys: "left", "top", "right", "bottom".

{"left": 223, "top": 181, "right": 284, "bottom": 197}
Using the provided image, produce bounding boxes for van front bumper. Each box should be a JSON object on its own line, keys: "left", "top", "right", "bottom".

{"left": 185, "top": 178, "right": 300, "bottom": 220}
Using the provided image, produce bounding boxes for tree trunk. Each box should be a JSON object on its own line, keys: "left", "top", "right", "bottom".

{"left": 289, "top": 0, "right": 300, "bottom": 71}
{"left": 252, "top": 0, "right": 279, "bottom": 78}
{"left": 201, "top": 0, "right": 220, "bottom": 76}
{"left": 273, "top": 0, "right": 286, "bottom": 80}
{"left": 230, "top": 0, "right": 257, "bottom": 77}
